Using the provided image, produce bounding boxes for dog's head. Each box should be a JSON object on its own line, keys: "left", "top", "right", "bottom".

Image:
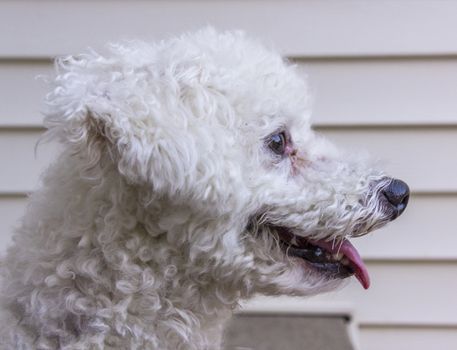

{"left": 45, "top": 28, "right": 409, "bottom": 298}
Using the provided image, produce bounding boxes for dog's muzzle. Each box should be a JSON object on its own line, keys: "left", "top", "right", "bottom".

{"left": 376, "top": 178, "right": 410, "bottom": 220}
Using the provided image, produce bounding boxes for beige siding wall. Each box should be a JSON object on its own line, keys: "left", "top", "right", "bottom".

{"left": 1, "top": 1, "right": 456, "bottom": 349}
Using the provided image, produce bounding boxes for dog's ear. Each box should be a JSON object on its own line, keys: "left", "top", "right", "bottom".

{"left": 43, "top": 50, "right": 201, "bottom": 195}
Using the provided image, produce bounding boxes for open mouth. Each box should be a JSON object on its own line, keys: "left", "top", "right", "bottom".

{"left": 276, "top": 227, "right": 370, "bottom": 289}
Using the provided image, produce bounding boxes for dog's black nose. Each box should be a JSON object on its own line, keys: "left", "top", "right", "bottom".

{"left": 381, "top": 178, "right": 410, "bottom": 219}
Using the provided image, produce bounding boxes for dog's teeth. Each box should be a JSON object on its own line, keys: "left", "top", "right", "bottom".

{"left": 341, "top": 257, "right": 350, "bottom": 265}
{"left": 332, "top": 253, "right": 344, "bottom": 261}
{"left": 291, "top": 237, "right": 298, "bottom": 246}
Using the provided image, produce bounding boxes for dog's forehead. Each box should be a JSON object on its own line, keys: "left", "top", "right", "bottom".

{"left": 171, "top": 30, "right": 311, "bottom": 121}
{"left": 213, "top": 57, "right": 311, "bottom": 134}
{"left": 217, "top": 57, "right": 308, "bottom": 116}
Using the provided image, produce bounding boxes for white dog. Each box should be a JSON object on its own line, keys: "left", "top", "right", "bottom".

{"left": 0, "top": 28, "right": 409, "bottom": 349}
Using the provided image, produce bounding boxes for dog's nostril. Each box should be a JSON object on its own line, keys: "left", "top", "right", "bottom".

{"left": 382, "top": 178, "right": 410, "bottom": 217}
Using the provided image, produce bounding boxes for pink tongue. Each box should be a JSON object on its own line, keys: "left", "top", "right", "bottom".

{"left": 313, "top": 239, "right": 370, "bottom": 289}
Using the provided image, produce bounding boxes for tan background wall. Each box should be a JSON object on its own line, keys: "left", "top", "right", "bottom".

{"left": 1, "top": 1, "right": 456, "bottom": 349}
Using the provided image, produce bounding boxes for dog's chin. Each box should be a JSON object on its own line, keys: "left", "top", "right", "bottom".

{"left": 255, "top": 259, "right": 347, "bottom": 297}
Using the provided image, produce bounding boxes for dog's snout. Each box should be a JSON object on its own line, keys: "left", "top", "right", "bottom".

{"left": 380, "top": 178, "right": 410, "bottom": 219}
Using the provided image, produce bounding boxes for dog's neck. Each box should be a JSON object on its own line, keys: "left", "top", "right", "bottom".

{"left": 1, "top": 153, "right": 243, "bottom": 349}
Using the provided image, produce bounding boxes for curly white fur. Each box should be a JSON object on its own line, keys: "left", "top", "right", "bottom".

{"left": 0, "top": 28, "right": 395, "bottom": 349}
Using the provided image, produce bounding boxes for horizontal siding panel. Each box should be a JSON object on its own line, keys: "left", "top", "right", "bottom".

{"left": 359, "top": 326, "right": 457, "bottom": 350}
{"left": 299, "top": 58, "right": 457, "bottom": 126}
{"left": 3, "top": 58, "right": 457, "bottom": 127}
{"left": 0, "top": 130, "right": 58, "bottom": 193}
{"left": 1, "top": 194, "right": 456, "bottom": 260}
{"left": 2, "top": 1, "right": 457, "bottom": 58}
{"left": 0, "top": 128, "right": 455, "bottom": 193}
{"left": 244, "top": 261, "right": 457, "bottom": 325}
{"left": 320, "top": 127, "right": 457, "bottom": 192}
{"left": 355, "top": 194, "right": 457, "bottom": 260}
{"left": 0, "top": 196, "right": 25, "bottom": 251}
{"left": 0, "top": 61, "right": 51, "bottom": 127}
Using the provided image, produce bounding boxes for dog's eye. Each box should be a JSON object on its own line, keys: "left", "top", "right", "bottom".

{"left": 268, "top": 131, "right": 287, "bottom": 155}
